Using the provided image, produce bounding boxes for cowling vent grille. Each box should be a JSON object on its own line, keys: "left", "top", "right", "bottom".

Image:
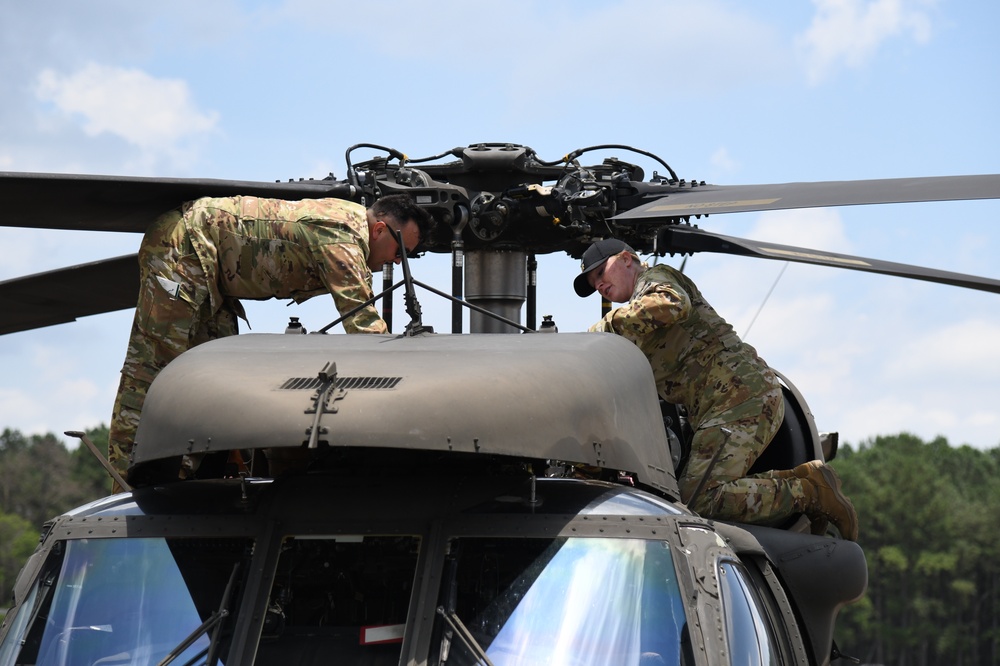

{"left": 279, "top": 376, "right": 402, "bottom": 390}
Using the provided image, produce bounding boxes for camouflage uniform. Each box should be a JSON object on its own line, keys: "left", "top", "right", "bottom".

{"left": 108, "top": 196, "right": 386, "bottom": 481}
{"left": 590, "top": 264, "right": 814, "bottom": 526}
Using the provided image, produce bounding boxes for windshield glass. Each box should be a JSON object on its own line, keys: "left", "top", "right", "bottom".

{"left": 578, "top": 489, "right": 684, "bottom": 517}
{"left": 437, "top": 537, "right": 688, "bottom": 666}
{"left": 255, "top": 535, "right": 421, "bottom": 666}
{"left": 2, "top": 536, "right": 250, "bottom": 666}
{"left": 719, "top": 561, "right": 779, "bottom": 666}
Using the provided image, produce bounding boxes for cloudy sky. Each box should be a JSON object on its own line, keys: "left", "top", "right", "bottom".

{"left": 1, "top": 0, "right": 998, "bottom": 452}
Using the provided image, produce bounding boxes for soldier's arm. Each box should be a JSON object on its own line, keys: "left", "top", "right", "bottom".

{"left": 316, "top": 242, "right": 388, "bottom": 334}
{"left": 587, "top": 283, "right": 691, "bottom": 340}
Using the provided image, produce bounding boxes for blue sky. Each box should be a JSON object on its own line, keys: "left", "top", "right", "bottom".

{"left": 1, "top": 0, "right": 998, "bottom": 450}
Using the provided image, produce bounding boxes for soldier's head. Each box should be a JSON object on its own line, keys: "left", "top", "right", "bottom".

{"left": 366, "top": 194, "right": 434, "bottom": 271}
{"left": 574, "top": 238, "right": 642, "bottom": 303}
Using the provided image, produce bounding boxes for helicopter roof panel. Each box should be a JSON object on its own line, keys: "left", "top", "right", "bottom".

{"left": 133, "top": 331, "right": 679, "bottom": 497}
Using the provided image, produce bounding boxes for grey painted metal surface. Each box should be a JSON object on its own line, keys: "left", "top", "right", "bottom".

{"left": 134, "top": 331, "right": 680, "bottom": 497}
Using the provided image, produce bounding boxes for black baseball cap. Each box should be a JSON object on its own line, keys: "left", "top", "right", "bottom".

{"left": 573, "top": 238, "right": 635, "bottom": 297}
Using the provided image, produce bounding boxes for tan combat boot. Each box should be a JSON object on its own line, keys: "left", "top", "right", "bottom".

{"left": 792, "top": 460, "right": 859, "bottom": 541}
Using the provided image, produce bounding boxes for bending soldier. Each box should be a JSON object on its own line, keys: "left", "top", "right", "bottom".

{"left": 574, "top": 239, "right": 858, "bottom": 540}
{"left": 108, "top": 194, "right": 432, "bottom": 488}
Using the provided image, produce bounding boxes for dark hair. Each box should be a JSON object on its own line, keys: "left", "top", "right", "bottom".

{"left": 370, "top": 194, "right": 434, "bottom": 242}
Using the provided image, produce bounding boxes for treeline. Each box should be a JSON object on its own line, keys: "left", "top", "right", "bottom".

{"left": 833, "top": 434, "right": 1000, "bottom": 665}
{"left": 0, "top": 426, "right": 111, "bottom": 612}
{"left": 2, "top": 429, "right": 999, "bottom": 663}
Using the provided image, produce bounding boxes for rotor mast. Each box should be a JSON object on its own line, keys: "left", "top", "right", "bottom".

{"left": 464, "top": 249, "right": 527, "bottom": 333}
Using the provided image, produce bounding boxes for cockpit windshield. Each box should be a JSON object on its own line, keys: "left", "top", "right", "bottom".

{"left": 0, "top": 536, "right": 251, "bottom": 666}
{"left": 437, "top": 536, "right": 688, "bottom": 666}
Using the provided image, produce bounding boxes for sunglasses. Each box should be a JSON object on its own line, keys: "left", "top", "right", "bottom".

{"left": 380, "top": 221, "right": 415, "bottom": 259}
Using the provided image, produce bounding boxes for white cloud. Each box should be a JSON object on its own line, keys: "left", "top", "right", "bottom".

{"left": 969, "top": 412, "right": 1000, "bottom": 428}
{"left": 749, "top": 208, "right": 852, "bottom": 252}
{"left": 798, "top": 307, "right": 1000, "bottom": 447}
{"left": 885, "top": 318, "right": 1000, "bottom": 379}
{"left": 797, "top": 0, "right": 935, "bottom": 84}
{"left": 710, "top": 147, "right": 739, "bottom": 173}
{"left": 280, "top": 0, "right": 792, "bottom": 102}
{"left": 35, "top": 63, "right": 218, "bottom": 160}
{"left": 0, "top": 227, "right": 140, "bottom": 281}
{"left": 0, "top": 319, "right": 129, "bottom": 438}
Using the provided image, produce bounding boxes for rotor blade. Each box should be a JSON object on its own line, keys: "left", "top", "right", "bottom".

{"left": 659, "top": 226, "right": 1000, "bottom": 294}
{"left": 0, "top": 172, "right": 355, "bottom": 234}
{"left": 616, "top": 174, "right": 1000, "bottom": 220}
{"left": 0, "top": 255, "right": 138, "bottom": 334}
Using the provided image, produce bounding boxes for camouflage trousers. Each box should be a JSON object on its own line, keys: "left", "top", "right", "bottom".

{"left": 108, "top": 209, "right": 239, "bottom": 489}
{"left": 677, "top": 387, "right": 812, "bottom": 525}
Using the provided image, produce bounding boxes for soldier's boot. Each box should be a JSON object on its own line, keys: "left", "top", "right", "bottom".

{"left": 756, "top": 465, "right": 825, "bottom": 535}
{"left": 792, "top": 460, "right": 859, "bottom": 541}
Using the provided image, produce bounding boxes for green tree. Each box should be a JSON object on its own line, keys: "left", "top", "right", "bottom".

{"left": 0, "top": 427, "right": 117, "bottom": 616}
{"left": 0, "top": 511, "right": 39, "bottom": 615}
{"left": 0, "top": 428, "right": 110, "bottom": 528}
{"left": 834, "top": 433, "right": 1000, "bottom": 665}
{"left": 69, "top": 424, "right": 117, "bottom": 498}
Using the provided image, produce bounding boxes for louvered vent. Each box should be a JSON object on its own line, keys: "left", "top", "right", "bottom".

{"left": 279, "top": 376, "right": 402, "bottom": 390}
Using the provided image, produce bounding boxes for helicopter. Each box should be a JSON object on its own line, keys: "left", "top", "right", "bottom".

{"left": 0, "top": 142, "right": 997, "bottom": 666}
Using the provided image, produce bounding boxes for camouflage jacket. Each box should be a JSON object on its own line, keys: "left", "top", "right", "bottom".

{"left": 183, "top": 196, "right": 386, "bottom": 334}
{"left": 589, "top": 264, "right": 779, "bottom": 427}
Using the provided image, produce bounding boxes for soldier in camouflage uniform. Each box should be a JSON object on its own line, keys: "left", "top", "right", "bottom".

{"left": 575, "top": 239, "right": 858, "bottom": 540}
{"left": 108, "top": 193, "right": 432, "bottom": 489}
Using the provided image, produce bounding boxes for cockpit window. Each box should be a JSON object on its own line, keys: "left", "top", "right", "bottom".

{"left": 578, "top": 490, "right": 684, "bottom": 517}
{"left": 719, "top": 560, "right": 779, "bottom": 666}
{"left": 435, "top": 537, "right": 688, "bottom": 666}
{"left": 254, "top": 535, "right": 421, "bottom": 666}
{"left": 0, "top": 536, "right": 251, "bottom": 666}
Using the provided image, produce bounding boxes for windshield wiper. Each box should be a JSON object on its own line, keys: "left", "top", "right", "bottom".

{"left": 436, "top": 606, "right": 495, "bottom": 666}
{"left": 158, "top": 561, "right": 242, "bottom": 666}
{"left": 156, "top": 610, "right": 228, "bottom": 666}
